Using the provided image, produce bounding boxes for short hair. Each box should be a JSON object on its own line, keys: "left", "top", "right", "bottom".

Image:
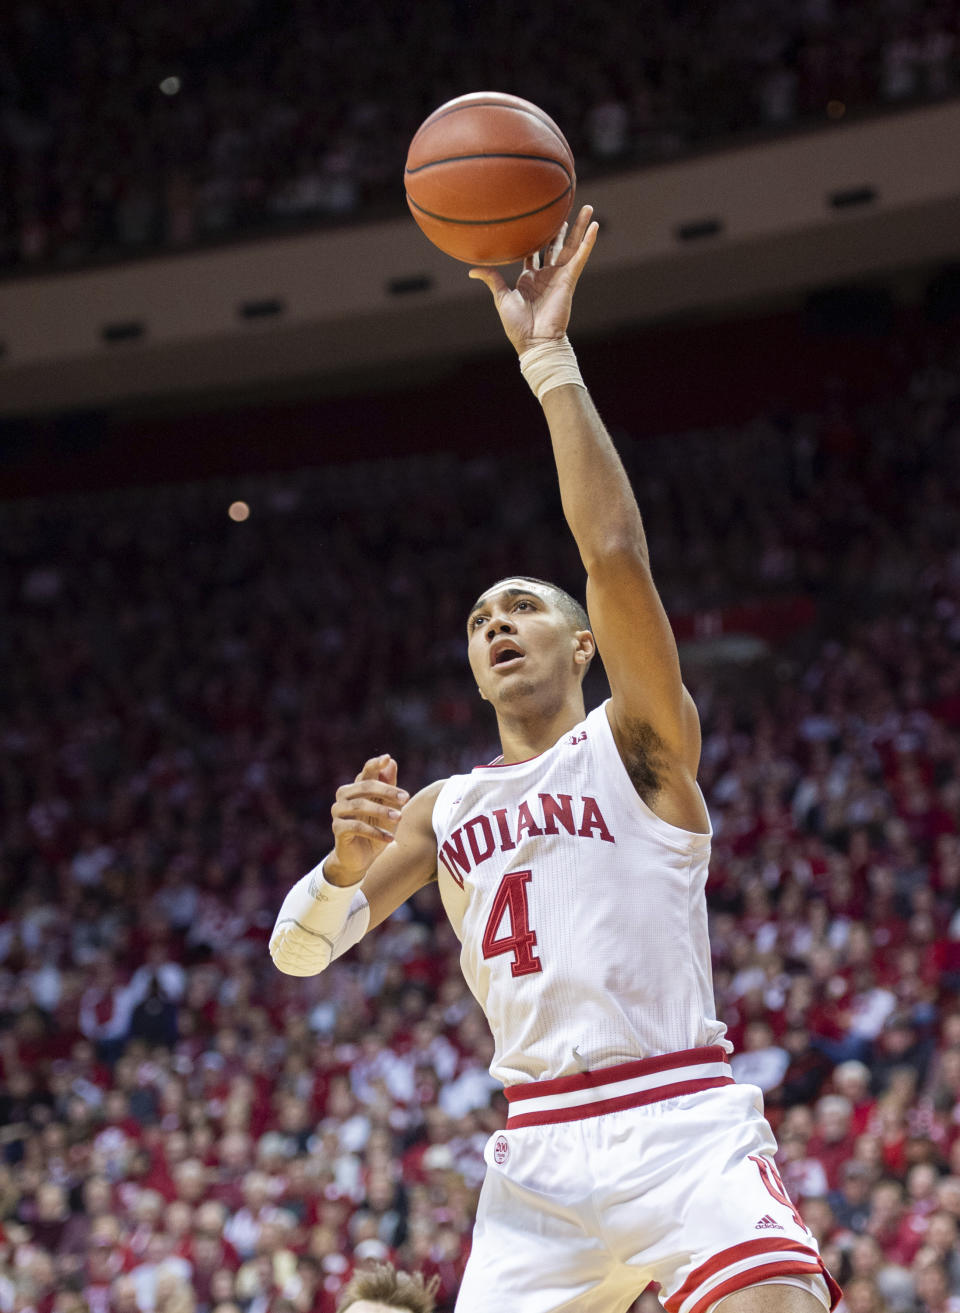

{"left": 475, "top": 576, "right": 590, "bottom": 632}
{"left": 336, "top": 1263, "right": 440, "bottom": 1313}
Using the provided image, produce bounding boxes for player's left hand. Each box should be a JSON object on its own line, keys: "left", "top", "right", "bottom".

{"left": 468, "top": 204, "right": 598, "bottom": 355}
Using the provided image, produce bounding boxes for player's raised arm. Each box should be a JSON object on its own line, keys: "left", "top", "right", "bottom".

{"left": 269, "top": 755, "right": 441, "bottom": 976}
{"left": 470, "top": 207, "right": 702, "bottom": 790}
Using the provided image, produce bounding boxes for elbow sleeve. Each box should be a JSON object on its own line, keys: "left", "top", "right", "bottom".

{"left": 269, "top": 860, "right": 371, "bottom": 977}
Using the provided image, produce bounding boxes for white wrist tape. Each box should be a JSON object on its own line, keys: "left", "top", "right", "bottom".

{"left": 269, "top": 857, "right": 370, "bottom": 977}
{"left": 518, "top": 336, "right": 585, "bottom": 402}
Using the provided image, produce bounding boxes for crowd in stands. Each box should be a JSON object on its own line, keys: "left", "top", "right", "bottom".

{"left": 2, "top": 0, "right": 960, "bottom": 273}
{"left": 1, "top": 318, "right": 960, "bottom": 1313}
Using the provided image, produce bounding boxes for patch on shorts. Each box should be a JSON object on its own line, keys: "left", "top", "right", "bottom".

{"left": 493, "top": 1134, "right": 509, "bottom": 1164}
{"left": 755, "top": 1215, "right": 784, "bottom": 1230}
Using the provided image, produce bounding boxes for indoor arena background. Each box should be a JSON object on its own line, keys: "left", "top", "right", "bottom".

{"left": 1, "top": 2, "right": 960, "bottom": 1312}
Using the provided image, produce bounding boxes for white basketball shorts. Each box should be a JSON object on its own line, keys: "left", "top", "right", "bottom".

{"left": 455, "top": 1046, "right": 841, "bottom": 1313}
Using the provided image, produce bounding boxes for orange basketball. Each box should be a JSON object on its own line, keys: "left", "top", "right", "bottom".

{"left": 404, "top": 92, "right": 576, "bottom": 266}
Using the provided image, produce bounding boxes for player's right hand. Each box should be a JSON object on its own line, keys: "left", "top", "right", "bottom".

{"left": 468, "top": 204, "right": 598, "bottom": 355}
{"left": 328, "top": 754, "right": 409, "bottom": 882}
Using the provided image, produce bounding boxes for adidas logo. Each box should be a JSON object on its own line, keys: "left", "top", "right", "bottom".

{"left": 755, "top": 1215, "right": 784, "bottom": 1231}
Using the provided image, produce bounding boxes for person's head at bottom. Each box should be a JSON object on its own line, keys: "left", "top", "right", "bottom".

{"left": 337, "top": 1263, "right": 441, "bottom": 1313}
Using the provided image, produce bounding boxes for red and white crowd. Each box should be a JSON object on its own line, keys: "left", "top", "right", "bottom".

{"left": 1, "top": 328, "right": 960, "bottom": 1312}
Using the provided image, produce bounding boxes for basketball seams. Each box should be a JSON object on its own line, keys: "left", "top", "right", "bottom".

{"left": 405, "top": 152, "right": 573, "bottom": 183}
{"left": 412, "top": 99, "right": 573, "bottom": 165}
{"left": 406, "top": 186, "right": 572, "bottom": 227}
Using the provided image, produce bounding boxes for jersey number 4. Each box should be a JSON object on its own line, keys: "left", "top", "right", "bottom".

{"left": 481, "top": 869, "right": 542, "bottom": 978}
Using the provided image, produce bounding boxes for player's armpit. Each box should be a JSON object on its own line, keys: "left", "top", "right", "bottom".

{"left": 586, "top": 557, "right": 708, "bottom": 832}
{"left": 359, "top": 779, "right": 444, "bottom": 930}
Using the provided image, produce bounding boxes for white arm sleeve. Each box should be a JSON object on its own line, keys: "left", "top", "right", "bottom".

{"left": 269, "top": 857, "right": 371, "bottom": 977}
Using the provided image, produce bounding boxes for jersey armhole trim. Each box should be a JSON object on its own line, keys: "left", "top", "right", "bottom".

{"left": 594, "top": 701, "right": 713, "bottom": 849}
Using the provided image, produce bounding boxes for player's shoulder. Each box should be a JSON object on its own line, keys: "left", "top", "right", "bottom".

{"left": 403, "top": 777, "right": 449, "bottom": 829}
{"left": 417, "top": 777, "right": 448, "bottom": 804}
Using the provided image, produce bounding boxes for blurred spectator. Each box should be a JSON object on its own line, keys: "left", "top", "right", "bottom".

{"left": 731, "top": 1019, "right": 790, "bottom": 1091}
{"left": 831, "top": 1162, "right": 875, "bottom": 1234}
{"left": 808, "top": 1096, "right": 857, "bottom": 1191}
{"left": 841, "top": 1274, "right": 891, "bottom": 1313}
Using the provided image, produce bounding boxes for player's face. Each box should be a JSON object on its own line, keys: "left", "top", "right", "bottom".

{"left": 466, "top": 580, "right": 588, "bottom": 705}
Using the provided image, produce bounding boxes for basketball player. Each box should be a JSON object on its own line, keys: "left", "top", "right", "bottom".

{"left": 270, "top": 206, "right": 841, "bottom": 1313}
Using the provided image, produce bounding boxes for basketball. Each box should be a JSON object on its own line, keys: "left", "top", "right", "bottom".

{"left": 404, "top": 92, "right": 576, "bottom": 266}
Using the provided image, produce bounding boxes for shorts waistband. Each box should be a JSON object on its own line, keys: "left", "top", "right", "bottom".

{"left": 504, "top": 1045, "right": 734, "bottom": 1128}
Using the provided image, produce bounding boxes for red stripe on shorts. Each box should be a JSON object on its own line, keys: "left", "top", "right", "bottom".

{"left": 666, "top": 1238, "right": 824, "bottom": 1313}
{"left": 685, "top": 1259, "right": 829, "bottom": 1313}
{"left": 505, "top": 1075, "right": 734, "bottom": 1128}
{"left": 504, "top": 1046, "right": 731, "bottom": 1102}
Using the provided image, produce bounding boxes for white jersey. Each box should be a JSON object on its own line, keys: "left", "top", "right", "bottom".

{"left": 432, "top": 701, "right": 729, "bottom": 1087}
